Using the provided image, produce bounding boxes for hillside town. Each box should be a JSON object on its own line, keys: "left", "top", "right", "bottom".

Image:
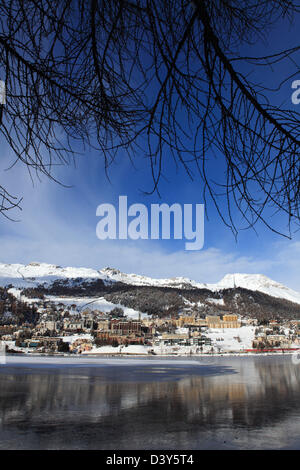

{"left": 1, "top": 289, "right": 300, "bottom": 356}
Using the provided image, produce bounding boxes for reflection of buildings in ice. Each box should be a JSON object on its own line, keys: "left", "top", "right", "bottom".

{"left": 254, "top": 358, "right": 300, "bottom": 394}
{"left": 0, "top": 357, "right": 300, "bottom": 435}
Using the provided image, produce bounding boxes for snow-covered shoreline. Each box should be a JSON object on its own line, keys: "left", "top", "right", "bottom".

{"left": 2, "top": 350, "right": 298, "bottom": 362}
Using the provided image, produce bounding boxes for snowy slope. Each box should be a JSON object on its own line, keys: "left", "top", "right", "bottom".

{"left": 45, "top": 295, "right": 148, "bottom": 319}
{"left": 210, "top": 273, "right": 300, "bottom": 305}
{"left": 0, "top": 262, "right": 103, "bottom": 288}
{"left": 99, "top": 268, "right": 300, "bottom": 305}
{"left": 0, "top": 262, "right": 300, "bottom": 305}
{"left": 99, "top": 267, "right": 200, "bottom": 289}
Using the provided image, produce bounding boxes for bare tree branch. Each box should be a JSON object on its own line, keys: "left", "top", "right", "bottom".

{"left": 0, "top": 0, "right": 300, "bottom": 237}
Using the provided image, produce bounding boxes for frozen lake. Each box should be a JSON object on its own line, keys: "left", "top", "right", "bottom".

{"left": 0, "top": 355, "right": 300, "bottom": 449}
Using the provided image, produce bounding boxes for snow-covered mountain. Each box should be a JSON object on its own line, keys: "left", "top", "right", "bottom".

{"left": 0, "top": 262, "right": 103, "bottom": 288}
{"left": 100, "top": 267, "right": 201, "bottom": 289}
{"left": 0, "top": 262, "right": 300, "bottom": 305}
{"left": 210, "top": 273, "right": 300, "bottom": 305}
{"left": 100, "top": 270, "right": 300, "bottom": 305}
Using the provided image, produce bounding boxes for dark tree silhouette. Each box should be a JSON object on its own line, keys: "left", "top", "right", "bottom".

{"left": 0, "top": 0, "right": 300, "bottom": 235}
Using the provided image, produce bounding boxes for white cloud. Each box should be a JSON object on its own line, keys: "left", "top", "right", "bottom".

{"left": 0, "top": 230, "right": 286, "bottom": 286}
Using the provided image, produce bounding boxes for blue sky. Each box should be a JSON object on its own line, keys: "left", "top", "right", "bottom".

{"left": 1, "top": 10, "right": 300, "bottom": 290}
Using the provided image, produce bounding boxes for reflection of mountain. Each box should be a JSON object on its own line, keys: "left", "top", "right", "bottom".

{"left": 0, "top": 357, "right": 300, "bottom": 449}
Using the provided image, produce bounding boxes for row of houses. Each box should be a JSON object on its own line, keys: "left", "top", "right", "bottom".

{"left": 142, "top": 314, "right": 241, "bottom": 329}
{"left": 155, "top": 333, "right": 212, "bottom": 347}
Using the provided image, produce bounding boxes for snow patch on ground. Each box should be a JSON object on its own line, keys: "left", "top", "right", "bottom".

{"left": 205, "top": 326, "right": 256, "bottom": 351}
{"left": 207, "top": 298, "right": 225, "bottom": 306}
{"left": 60, "top": 334, "right": 93, "bottom": 344}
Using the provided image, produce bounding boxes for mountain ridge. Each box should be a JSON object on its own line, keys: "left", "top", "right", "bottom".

{"left": 0, "top": 261, "right": 299, "bottom": 306}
